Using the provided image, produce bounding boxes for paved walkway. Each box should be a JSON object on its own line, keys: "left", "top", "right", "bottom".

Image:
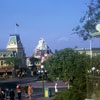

{"left": 22, "top": 80, "right": 67, "bottom": 88}
{"left": 16, "top": 96, "right": 54, "bottom": 100}
{"left": 6, "top": 95, "right": 54, "bottom": 100}
{"left": 1, "top": 78, "right": 66, "bottom": 100}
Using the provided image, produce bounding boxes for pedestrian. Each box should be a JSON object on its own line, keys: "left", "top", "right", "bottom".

{"left": 28, "top": 85, "right": 33, "bottom": 100}
{"left": 1, "top": 88, "right": 5, "bottom": 99}
{"left": 65, "top": 80, "right": 70, "bottom": 89}
{"left": 16, "top": 84, "right": 21, "bottom": 100}
{"left": 24, "top": 85, "right": 28, "bottom": 97}
{"left": 9, "top": 89, "right": 15, "bottom": 100}
{"left": 55, "top": 83, "right": 58, "bottom": 94}
{"left": 5, "top": 88, "right": 9, "bottom": 99}
{"left": 0, "top": 88, "right": 4, "bottom": 100}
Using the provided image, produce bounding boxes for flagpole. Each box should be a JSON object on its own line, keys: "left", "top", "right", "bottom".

{"left": 15, "top": 24, "right": 17, "bottom": 34}
{"left": 15, "top": 23, "right": 19, "bottom": 34}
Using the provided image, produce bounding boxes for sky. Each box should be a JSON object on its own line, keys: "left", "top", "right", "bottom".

{"left": 0, "top": 0, "right": 100, "bottom": 56}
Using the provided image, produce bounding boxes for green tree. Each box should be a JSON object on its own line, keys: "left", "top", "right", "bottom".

{"left": 5, "top": 57, "right": 21, "bottom": 77}
{"left": 44, "top": 48, "right": 90, "bottom": 81}
{"left": 29, "top": 57, "right": 40, "bottom": 67}
{"left": 5, "top": 57, "right": 21, "bottom": 68}
{"left": 29, "top": 57, "right": 40, "bottom": 75}
{"left": 44, "top": 48, "right": 91, "bottom": 100}
{"left": 73, "top": 0, "right": 100, "bottom": 40}
{"left": 92, "top": 55, "right": 100, "bottom": 70}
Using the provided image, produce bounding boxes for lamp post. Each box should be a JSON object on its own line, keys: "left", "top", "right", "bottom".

{"left": 92, "top": 67, "right": 95, "bottom": 76}
{"left": 41, "top": 65, "right": 44, "bottom": 97}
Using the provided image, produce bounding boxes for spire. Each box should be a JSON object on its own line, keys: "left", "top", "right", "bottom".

{"left": 35, "top": 38, "right": 49, "bottom": 50}
{"left": 33, "top": 38, "right": 53, "bottom": 59}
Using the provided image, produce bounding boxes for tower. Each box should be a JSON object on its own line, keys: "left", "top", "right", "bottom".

{"left": 33, "top": 38, "right": 53, "bottom": 61}
{"left": 6, "top": 34, "right": 26, "bottom": 68}
{"left": 7, "top": 34, "right": 25, "bottom": 57}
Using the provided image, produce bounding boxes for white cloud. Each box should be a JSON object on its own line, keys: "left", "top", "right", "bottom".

{"left": 58, "top": 37, "right": 69, "bottom": 42}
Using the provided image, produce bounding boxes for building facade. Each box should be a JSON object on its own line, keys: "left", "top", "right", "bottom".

{"left": 33, "top": 38, "right": 53, "bottom": 61}
{"left": 75, "top": 48, "right": 100, "bottom": 56}
{"left": 26, "top": 38, "right": 53, "bottom": 71}
{"left": 0, "top": 34, "right": 26, "bottom": 73}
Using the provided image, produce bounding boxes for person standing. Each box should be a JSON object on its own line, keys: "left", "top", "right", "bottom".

{"left": 65, "top": 80, "right": 70, "bottom": 89}
{"left": 55, "top": 83, "right": 58, "bottom": 94}
{"left": 9, "top": 89, "right": 15, "bottom": 100}
{"left": 16, "top": 84, "right": 21, "bottom": 100}
{"left": 28, "top": 85, "right": 33, "bottom": 100}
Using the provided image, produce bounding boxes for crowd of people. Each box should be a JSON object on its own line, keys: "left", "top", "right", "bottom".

{"left": 0, "top": 84, "right": 33, "bottom": 100}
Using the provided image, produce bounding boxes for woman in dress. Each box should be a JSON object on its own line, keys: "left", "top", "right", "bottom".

{"left": 28, "top": 85, "right": 33, "bottom": 100}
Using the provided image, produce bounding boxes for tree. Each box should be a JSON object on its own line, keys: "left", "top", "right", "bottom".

{"left": 5, "top": 57, "right": 21, "bottom": 68}
{"left": 29, "top": 57, "right": 40, "bottom": 67}
{"left": 92, "top": 55, "right": 100, "bottom": 69}
{"left": 29, "top": 57, "right": 40, "bottom": 75}
{"left": 44, "top": 48, "right": 90, "bottom": 81}
{"left": 73, "top": 0, "right": 100, "bottom": 40}
{"left": 5, "top": 57, "right": 21, "bottom": 77}
{"left": 43, "top": 48, "right": 91, "bottom": 100}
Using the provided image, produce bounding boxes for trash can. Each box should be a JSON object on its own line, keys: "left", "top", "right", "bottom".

{"left": 44, "top": 88, "right": 50, "bottom": 97}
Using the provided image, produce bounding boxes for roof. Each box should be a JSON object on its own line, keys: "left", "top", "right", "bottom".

{"left": 35, "top": 38, "right": 50, "bottom": 51}
{"left": 74, "top": 48, "right": 100, "bottom": 51}
{"left": 0, "top": 51, "right": 16, "bottom": 58}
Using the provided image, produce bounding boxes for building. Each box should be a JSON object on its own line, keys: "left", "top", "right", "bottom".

{"left": 0, "top": 34, "right": 26, "bottom": 73}
{"left": 7, "top": 34, "right": 26, "bottom": 68}
{"left": 75, "top": 48, "right": 100, "bottom": 56}
{"left": 33, "top": 38, "right": 53, "bottom": 60}
{"left": 33, "top": 38, "right": 53, "bottom": 61}
{"left": 29, "top": 38, "right": 53, "bottom": 70}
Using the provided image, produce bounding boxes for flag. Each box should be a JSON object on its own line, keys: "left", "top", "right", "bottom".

{"left": 16, "top": 23, "right": 19, "bottom": 27}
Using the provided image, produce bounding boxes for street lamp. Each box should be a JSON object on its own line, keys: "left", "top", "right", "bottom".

{"left": 92, "top": 67, "right": 95, "bottom": 76}
{"left": 41, "top": 65, "right": 44, "bottom": 97}
{"left": 89, "top": 24, "right": 100, "bottom": 58}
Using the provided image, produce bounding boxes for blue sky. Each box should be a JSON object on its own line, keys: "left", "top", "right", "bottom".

{"left": 0, "top": 0, "right": 99, "bottom": 56}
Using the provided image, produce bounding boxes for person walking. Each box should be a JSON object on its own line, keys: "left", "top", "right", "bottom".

{"left": 0, "top": 88, "right": 4, "bottom": 100}
{"left": 24, "top": 85, "right": 28, "bottom": 97}
{"left": 5, "top": 88, "right": 9, "bottom": 99}
{"left": 28, "top": 85, "right": 33, "bottom": 100}
{"left": 16, "top": 84, "right": 21, "bottom": 100}
{"left": 9, "top": 89, "right": 15, "bottom": 100}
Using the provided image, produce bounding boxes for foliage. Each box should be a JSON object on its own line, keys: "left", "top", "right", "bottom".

{"left": 73, "top": 0, "right": 100, "bottom": 40}
{"left": 53, "top": 87, "right": 86, "bottom": 100}
{"left": 5, "top": 57, "right": 21, "bottom": 68}
{"left": 44, "top": 48, "right": 91, "bottom": 100}
{"left": 29, "top": 57, "right": 40, "bottom": 67}
{"left": 92, "top": 55, "right": 100, "bottom": 69}
{"left": 29, "top": 57, "right": 40, "bottom": 72}
{"left": 44, "top": 48, "right": 90, "bottom": 81}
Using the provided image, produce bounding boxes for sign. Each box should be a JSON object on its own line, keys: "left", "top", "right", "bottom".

{"left": 96, "top": 24, "right": 100, "bottom": 32}
{"left": 44, "top": 88, "right": 49, "bottom": 97}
